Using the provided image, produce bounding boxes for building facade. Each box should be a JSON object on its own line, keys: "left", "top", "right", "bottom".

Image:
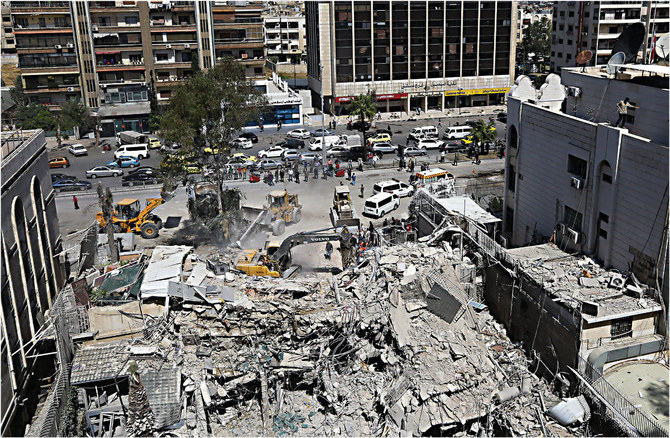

{"left": 306, "top": 1, "right": 516, "bottom": 115}
{"left": 503, "top": 67, "right": 669, "bottom": 293}
{"left": 8, "top": 0, "right": 265, "bottom": 136}
{"left": 1, "top": 129, "right": 66, "bottom": 436}
{"left": 550, "top": 1, "right": 670, "bottom": 72}
{"left": 264, "top": 14, "right": 306, "bottom": 65}
{"left": 1, "top": 1, "right": 16, "bottom": 53}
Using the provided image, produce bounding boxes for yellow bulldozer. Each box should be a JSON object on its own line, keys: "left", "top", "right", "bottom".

{"left": 96, "top": 197, "right": 165, "bottom": 239}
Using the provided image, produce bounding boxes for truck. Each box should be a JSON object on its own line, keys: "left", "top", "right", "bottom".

{"left": 330, "top": 186, "right": 360, "bottom": 227}
{"left": 236, "top": 227, "right": 355, "bottom": 277}
{"left": 337, "top": 134, "right": 362, "bottom": 148}
{"left": 308, "top": 135, "right": 340, "bottom": 151}
{"left": 237, "top": 190, "right": 302, "bottom": 245}
{"left": 116, "top": 130, "right": 148, "bottom": 145}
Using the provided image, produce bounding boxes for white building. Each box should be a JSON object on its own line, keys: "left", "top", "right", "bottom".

{"left": 251, "top": 73, "right": 304, "bottom": 127}
{"left": 264, "top": 14, "right": 306, "bottom": 64}
{"left": 550, "top": 1, "right": 670, "bottom": 71}
{"left": 503, "top": 65, "right": 669, "bottom": 293}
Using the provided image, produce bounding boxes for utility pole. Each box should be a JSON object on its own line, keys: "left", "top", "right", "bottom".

{"left": 319, "top": 62, "right": 326, "bottom": 168}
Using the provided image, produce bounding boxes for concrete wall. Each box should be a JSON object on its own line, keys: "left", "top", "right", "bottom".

{"left": 581, "top": 312, "right": 659, "bottom": 352}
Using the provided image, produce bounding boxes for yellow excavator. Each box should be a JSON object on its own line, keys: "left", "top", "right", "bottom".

{"left": 96, "top": 197, "right": 165, "bottom": 239}
{"left": 236, "top": 227, "right": 354, "bottom": 277}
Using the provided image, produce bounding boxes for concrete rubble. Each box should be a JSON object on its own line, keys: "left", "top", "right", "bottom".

{"left": 55, "top": 235, "right": 588, "bottom": 437}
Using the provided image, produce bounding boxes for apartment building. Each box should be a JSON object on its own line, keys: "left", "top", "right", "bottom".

{"left": 550, "top": 1, "right": 670, "bottom": 71}
{"left": 8, "top": 1, "right": 265, "bottom": 136}
{"left": 503, "top": 66, "right": 669, "bottom": 293}
{"left": 264, "top": 14, "right": 306, "bottom": 65}
{"left": 306, "top": 1, "right": 516, "bottom": 115}
{"left": 1, "top": 2, "right": 16, "bottom": 53}
{"left": 1, "top": 129, "right": 66, "bottom": 436}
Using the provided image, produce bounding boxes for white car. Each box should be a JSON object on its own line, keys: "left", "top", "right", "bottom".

{"left": 258, "top": 145, "right": 287, "bottom": 158}
{"left": 288, "top": 128, "right": 311, "bottom": 139}
{"left": 67, "top": 143, "right": 88, "bottom": 156}
{"left": 372, "top": 179, "right": 414, "bottom": 198}
{"left": 231, "top": 137, "right": 253, "bottom": 149}
{"left": 416, "top": 138, "right": 444, "bottom": 150}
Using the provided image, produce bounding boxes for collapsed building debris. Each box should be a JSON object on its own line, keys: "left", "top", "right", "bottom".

{"left": 54, "top": 237, "right": 588, "bottom": 438}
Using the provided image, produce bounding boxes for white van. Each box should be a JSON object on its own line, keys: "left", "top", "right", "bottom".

{"left": 308, "top": 135, "right": 340, "bottom": 151}
{"left": 443, "top": 125, "right": 472, "bottom": 140}
{"left": 372, "top": 179, "right": 415, "bottom": 198}
{"left": 337, "top": 134, "right": 362, "bottom": 148}
{"left": 363, "top": 192, "right": 400, "bottom": 218}
{"left": 114, "top": 144, "right": 150, "bottom": 159}
{"left": 408, "top": 126, "right": 438, "bottom": 141}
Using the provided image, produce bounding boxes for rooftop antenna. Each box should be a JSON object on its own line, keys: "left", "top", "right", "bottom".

{"left": 655, "top": 33, "right": 670, "bottom": 60}
{"left": 606, "top": 52, "right": 626, "bottom": 78}
{"left": 611, "top": 22, "right": 646, "bottom": 63}
{"left": 576, "top": 50, "right": 593, "bottom": 72}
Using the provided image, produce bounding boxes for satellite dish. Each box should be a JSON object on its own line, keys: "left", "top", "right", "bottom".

{"left": 655, "top": 33, "right": 670, "bottom": 59}
{"left": 611, "top": 22, "right": 646, "bottom": 63}
{"left": 606, "top": 52, "right": 626, "bottom": 75}
{"left": 576, "top": 50, "right": 593, "bottom": 65}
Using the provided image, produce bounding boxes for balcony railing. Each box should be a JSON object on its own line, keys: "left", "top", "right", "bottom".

{"left": 9, "top": 1, "right": 69, "bottom": 8}
{"left": 13, "top": 23, "right": 72, "bottom": 30}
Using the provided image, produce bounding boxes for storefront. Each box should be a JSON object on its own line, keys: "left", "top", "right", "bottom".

{"left": 335, "top": 93, "right": 408, "bottom": 115}
{"left": 444, "top": 87, "right": 510, "bottom": 109}
{"left": 97, "top": 101, "right": 151, "bottom": 137}
{"left": 251, "top": 94, "right": 303, "bottom": 127}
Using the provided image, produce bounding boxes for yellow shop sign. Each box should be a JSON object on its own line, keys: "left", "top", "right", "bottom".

{"left": 444, "top": 87, "right": 510, "bottom": 97}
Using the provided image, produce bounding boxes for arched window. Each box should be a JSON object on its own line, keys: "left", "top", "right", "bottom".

{"left": 11, "top": 198, "right": 39, "bottom": 337}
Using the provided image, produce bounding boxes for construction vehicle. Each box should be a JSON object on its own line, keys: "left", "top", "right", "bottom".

{"left": 238, "top": 190, "right": 302, "bottom": 241}
{"left": 96, "top": 197, "right": 165, "bottom": 239}
{"left": 236, "top": 227, "right": 354, "bottom": 277}
{"left": 330, "top": 185, "right": 360, "bottom": 227}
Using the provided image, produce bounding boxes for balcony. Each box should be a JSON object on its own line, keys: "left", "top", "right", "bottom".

{"left": 24, "top": 84, "right": 79, "bottom": 94}
{"left": 91, "top": 23, "right": 141, "bottom": 32}
{"left": 214, "top": 38, "right": 264, "bottom": 49}
{"left": 9, "top": 2, "right": 69, "bottom": 13}
{"left": 19, "top": 65, "right": 79, "bottom": 74}
{"left": 154, "top": 61, "right": 191, "bottom": 69}
{"left": 89, "top": 2, "right": 138, "bottom": 12}
{"left": 150, "top": 24, "right": 196, "bottom": 32}
{"left": 96, "top": 61, "right": 146, "bottom": 72}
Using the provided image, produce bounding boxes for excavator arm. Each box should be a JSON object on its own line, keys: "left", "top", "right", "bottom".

{"left": 271, "top": 227, "right": 353, "bottom": 269}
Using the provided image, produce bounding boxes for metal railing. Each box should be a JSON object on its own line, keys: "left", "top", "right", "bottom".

{"left": 576, "top": 355, "right": 669, "bottom": 437}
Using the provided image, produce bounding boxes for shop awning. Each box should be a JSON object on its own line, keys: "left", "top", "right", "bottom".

{"left": 95, "top": 51, "right": 121, "bottom": 55}
{"left": 97, "top": 102, "right": 151, "bottom": 118}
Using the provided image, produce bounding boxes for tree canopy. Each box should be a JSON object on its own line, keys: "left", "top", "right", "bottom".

{"left": 518, "top": 16, "right": 551, "bottom": 63}
{"left": 469, "top": 120, "right": 497, "bottom": 148}
{"left": 60, "top": 97, "right": 94, "bottom": 133}
{"left": 15, "top": 103, "right": 56, "bottom": 130}
{"left": 347, "top": 94, "right": 377, "bottom": 154}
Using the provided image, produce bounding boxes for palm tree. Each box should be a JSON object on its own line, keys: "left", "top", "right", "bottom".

{"left": 469, "top": 120, "right": 497, "bottom": 155}
{"left": 347, "top": 94, "right": 377, "bottom": 156}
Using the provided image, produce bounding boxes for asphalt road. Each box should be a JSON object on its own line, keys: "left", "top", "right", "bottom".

{"left": 47, "top": 114, "right": 506, "bottom": 191}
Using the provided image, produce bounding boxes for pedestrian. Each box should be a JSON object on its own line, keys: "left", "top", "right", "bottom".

{"left": 304, "top": 166, "right": 308, "bottom": 182}
{"left": 295, "top": 168, "right": 301, "bottom": 184}
{"left": 335, "top": 159, "right": 340, "bottom": 169}
{"left": 359, "top": 185, "right": 364, "bottom": 200}
{"left": 280, "top": 167, "right": 285, "bottom": 182}
{"left": 615, "top": 97, "right": 638, "bottom": 128}
{"left": 373, "top": 154, "right": 378, "bottom": 167}
{"left": 73, "top": 195, "right": 79, "bottom": 210}
{"left": 260, "top": 123, "right": 264, "bottom": 133}
{"left": 325, "top": 241, "right": 333, "bottom": 260}
{"left": 347, "top": 167, "right": 352, "bottom": 180}
{"left": 313, "top": 165, "right": 318, "bottom": 179}
{"left": 473, "top": 150, "right": 480, "bottom": 165}
{"left": 453, "top": 150, "right": 459, "bottom": 166}
{"left": 440, "top": 150, "right": 446, "bottom": 163}
{"left": 347, "top": 120, "right": 352, "bottom": 130}
{"left": 352, "top": 173, "right": 357, "bottom": 186}
{"left": 274, "top": 168, "right": 279, "bottom": 182}
{"left": 387, "top": 124, "right": 391, "bottom": 132}
{"left": 383, "top": 218, "right": 388, "bottom": 229}
{"left": 437, "top": 121, "right": 442, "bottom": 130}
{"left": 357, "top": 157, "right": 364, "bottom": 171}
{"left": 405, "top": 137, "right": 409, "bottom": 146}
{"left": 277, "top": 119, "right": 282, "bottom": 130}
{"left": 288, "top": 166, "right": 293, "bottom": 182}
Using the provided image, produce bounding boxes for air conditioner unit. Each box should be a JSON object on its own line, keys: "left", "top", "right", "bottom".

{"left": 67, "top": 87, "right": 75, "bottom": 92}
{"left": 184, "top": 43, "right": 190, "bottom": 48}
{"left": 66, "top": 43, "right": 74, "bottom": 48}
{"left": 568, "top": 86, "right": 581, "bottom": 97}
{"left": 567, "top": 228, "right": 583, "bottom": 244}
{"left": 100, "top": 84, "right": 107, "bottom": 89}
{"left": 557, "top": 222, "right": 567, "bottom": 234}
{"left": 55, "top": 44, "right": 62, "bottom": 49}
{"left": 93, "top": 25, "right": 98, "bottom": 31}
{"left": 166, "top": 44, "right": 172, "bottom": 48}
{"left": 571, "top": 177, "right": 583, "bottom": 190}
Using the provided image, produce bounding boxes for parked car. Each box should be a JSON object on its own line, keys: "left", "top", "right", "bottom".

{"left": 258, "top": 145, "right": 287, "bottom": 159}
{"left": 288, "top": 128, "right": 311, "bottom": 139}
{"left": 127, "top": 166, "right": 155, "bottom": 174}
{"left": 351, "top": 120, "right": 371, "bottom": 131}
{"left": 416, "top": 138, "right": 444, "bottom": 150}
{"left": 403, "top": 146, "right": 427, "bottom": 156}
{"left": 282, "top": 149, "right": 300, "bottom": 162}
{"left": 148, "top": 138, "right": 162, "bottom": 149}
{"left": 367, "top": 133, "right": 392, "bottom": 145}
{"left": 122, "top": 169, "right": 161, "bottom": 183}
{"left": 49, "top": 156, "right": 70, "bottom": 168}
{"left": 277, "top": 138, "right": 305, "bottom": 149}
{"left": 52, "top": 178, "right": 92, "bottom": 192}
{"left": 67, "top": 143, "right": 88, "bottom": 156}
{"left": 497, "top": 112, "right": 507, "bottom": 123}
{"left": 441, "top": 141, "right": 467, "bottom": 153}
{"left": 51, "top": 172, "right": 76, "bottom": 182}
{"left": 325, "top": 145, "right": 350, "bottom": 158}
{"left": 371, "top": 142, "right": 398, "bottom": 154}
{"left": 86, "top": 166, "right": 123, "bottom": 179}
{"left": 363, "top": 192, "right": 399, "bottom": 218}
{"left": 228, "top": 154, "right": 258, "bottom": 164}
{"left": 107, "top": 156, "right": 140, "bottom": 168}
{"left": 240, "top": 132, "right": 259, "bottom": 143}
{"left": 231, "top": 138, "right": 253, "bottom": 149}
{"left": 298, "top": 152, "right": 319, "bottom": 163}
{"left": 310, "top": 128, "right": 332, "bottom": 137}
{"left": 345, "top": 146, "right": 366, "bottom": 161}
{"left": 253, "top": 158, "right": 283, "bottom": 170}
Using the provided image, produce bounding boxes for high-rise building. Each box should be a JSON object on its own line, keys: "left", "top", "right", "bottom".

{"left": 1, "top": 1, "right": 16, "bottom": 54}
{"left": 1, "top": 129, "right": 67, "bottom": 436}
{"left": 550, "top": 1, "right": 670, "bottom": 72}
{"left": 8, "top": 1, "right": 265, "bottom": 136}
{"left": 306, "top": 1, "right": 516, "bottom": 115}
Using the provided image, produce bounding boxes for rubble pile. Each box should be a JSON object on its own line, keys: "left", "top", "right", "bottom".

{"left": 153, "top": 242, "right": 575, "bottom": 436}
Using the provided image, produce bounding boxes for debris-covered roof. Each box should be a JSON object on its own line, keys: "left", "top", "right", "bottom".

{"left": 140, "top": 245, "right": 192, "bottom": 298}
{"left": 70, "top": 341, "right": 131, "bottom": 385}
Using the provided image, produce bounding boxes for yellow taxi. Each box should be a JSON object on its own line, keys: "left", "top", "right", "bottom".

{"left": 367, "top": 133, "right": 392, "bottom": 145}
{"left": 49, "top": 156, "right": 71, "bottom": 168}
{"left": 148, "top": 138, "right": 162, "bottom": 149}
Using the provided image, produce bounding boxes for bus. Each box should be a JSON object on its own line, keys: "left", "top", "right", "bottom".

{"left": 413, "top": 167, "right": 454, "bottom": 188}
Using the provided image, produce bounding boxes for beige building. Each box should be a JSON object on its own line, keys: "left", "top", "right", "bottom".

{"left": 8, "top": 0, "right": 265, "bottom": 136}
{"left": 306, "top": 1, "right": 517, "bottom": 115}
{"left": 1, "top": 1, "right": 15, "bottom": 53}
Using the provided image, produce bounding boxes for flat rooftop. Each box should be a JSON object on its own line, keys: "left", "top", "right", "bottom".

{"left": 563, "top": 65, "right": 670, "bottom": 90}
{"left": 507, "top": 244, "right": 662, "bottom": 321}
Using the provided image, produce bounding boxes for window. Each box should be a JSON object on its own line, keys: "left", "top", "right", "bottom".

{"left": 559, "top": 24, "right": 564, "bottom": 31}
{"left": 559, "top": 11, "right": 565, "bottom": 17}
{"left": 508, "top": 165, "right": 516, "bottom": 192}
{"left": 566, "top": 53, "right": 572, "bottom": 61}
{"left": 558, "top": 52, "right": 563, "bottom": 58}
{"left": 552, "top": 21, "right": 556, "bottom": 31}
{"left": 125, "top": 16, "right": 139, "bottom": 25}
{"left": 156, "top": 53, "right": 168, "bottom": 62}
{"left": 602, "top": 173, "right": 612, "bottom": 183}
{"left": 551, "top": 51, "right": 555, "bottom": 56}
{"left": 564, "top": 206, "right": 583, "bottom": 232}
{"left": 567, "top": 40, "right": 573, "bottom": 45}
{"left": 599, "top": 212, "right": 609, "bottom": 224}
{"left": 558, "top": 38, "right": 563, "bottom": 44}
{"left": 584, "top": 12, "right": 590, "bottom": 18}
{"left": 567, "top": 154, "right": 587, "bottom": 178}
{"left": 610, "top": 317, "right": 632, "bottom": 340}
{"left": 569, "top": 11, "right": 574, "bottom": 17}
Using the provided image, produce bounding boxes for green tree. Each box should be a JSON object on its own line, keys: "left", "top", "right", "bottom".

{"left": 15, "top": 103, "right": 56, "bottom": 130}
{"left": 469, "top": 120, "right": 497, "bottom": 153}
{"left": 60, "top": 97, "right": 94, "bottom": 133}
{"left": 160, "top": 57, "right": 266, "bottom": 236}
{"left": 347, "top": 94, "right": 377, "bottom": 155}
{"left": 10, "top": 75, "right": 26, "bottom": 108}
{"left": 517, "top": 16, "right": 551, "bottom": 74}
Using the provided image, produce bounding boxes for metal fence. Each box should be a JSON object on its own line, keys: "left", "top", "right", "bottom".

{"left": 576, "top": 355, "right": 668, "bottom": 437}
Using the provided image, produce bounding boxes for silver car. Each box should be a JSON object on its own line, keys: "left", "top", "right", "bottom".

{"left": 282, "top": 149, "right": 300, "bottom": 162}
{"left": 254, "top": 158, "right": 283, "bottom": 170}
{"left": 403, "top": 146, "right": 427, "bottom": 156}
{"left": 298, "top": 152, "right": 319, "bottom": 163}
{"left": 371, "top": 142, "right": 398, "bottom": 154}
{"left": 67, "top": 143, "right": 88, "bottom": 156}
{"left": 85, "top": 166, "right": 123, "bottom": 179}
{"left": 325, "top": 146, "right": 350, "bottom": 158}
